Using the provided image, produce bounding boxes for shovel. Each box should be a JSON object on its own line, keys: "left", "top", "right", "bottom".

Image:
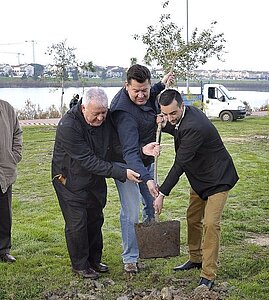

{"left": 135, "top": 122, "right": 180, "bottom": 259}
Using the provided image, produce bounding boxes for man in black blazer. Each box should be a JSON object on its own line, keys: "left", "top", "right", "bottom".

{"left": 154, "top": 89, "right": 239, "bottom": 290}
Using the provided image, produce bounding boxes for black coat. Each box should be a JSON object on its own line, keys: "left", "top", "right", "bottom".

{"left": 110, "top": 81, "right": 165, "bottom": 182}
{"left": 51, "top": 103, "right": 127, "bottom": 207}
{"left": 160, "top": 106, "right": 239, "bottom": 200}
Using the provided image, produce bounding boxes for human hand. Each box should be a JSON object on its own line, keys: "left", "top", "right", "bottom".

{"left": 142, "top": 142, "right": 161, "bottom": 157}
{"left": 147, "top": 180, "right": 159, "bottom": 198}
{"left": 154, "top": 194, "right": 164, "bottom": 215}
{"left": 126, "top": 169, "right": 142, "bottom": 183}
{"left": 161, "top": 71, "right": 175, "bottom": 88}
{"left": 156, "top": 113, "right": 167, "bottom": 128}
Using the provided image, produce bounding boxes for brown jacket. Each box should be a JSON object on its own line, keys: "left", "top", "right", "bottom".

{"left": 0, "top": 100, "right": 23, "bottom": 193}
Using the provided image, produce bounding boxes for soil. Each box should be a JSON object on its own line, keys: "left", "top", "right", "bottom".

{"left": 246, "top": 233, "right": 269, "bottom": 247}
{"left": 45, "top": 232, "right": 269, "bottom": 299}
{"left": 45, "top": 277, "right": 230, "bottom": 300}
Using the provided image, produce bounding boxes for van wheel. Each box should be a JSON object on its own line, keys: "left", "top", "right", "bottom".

{"left": 220, "top": 111, "right": 233, "bottom": 121}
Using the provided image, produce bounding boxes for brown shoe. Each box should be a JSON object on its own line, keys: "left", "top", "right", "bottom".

{"left": 0, "top": 254, "right": 16, "bottom": 263}
{"left": 124, "top": 263, "right": 138, "bottom": 273}
{"left": 72, "top": 267, "right": 99, "bottom": 279}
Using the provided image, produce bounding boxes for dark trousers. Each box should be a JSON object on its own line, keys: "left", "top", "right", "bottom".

{"left": 0, "top": 186, "right": 12, "bottom": 255}
{"left": 53, "top": 180, "right": 104, "bottom": 270}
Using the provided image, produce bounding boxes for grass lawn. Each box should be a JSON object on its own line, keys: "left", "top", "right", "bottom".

{"left": 0, "top": 116, "right": 268, "bottom": 300}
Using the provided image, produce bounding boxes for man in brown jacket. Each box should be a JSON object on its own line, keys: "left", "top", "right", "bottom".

{"left": 0, "top": 99, "right": 23, "bottom": 263}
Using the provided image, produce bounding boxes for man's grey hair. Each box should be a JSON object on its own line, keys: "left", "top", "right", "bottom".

{"left": 82, "top": 87, "right": 108, "bottom": 108}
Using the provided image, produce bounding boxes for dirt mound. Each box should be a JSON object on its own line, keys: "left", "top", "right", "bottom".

{"left": 45, "top": 278, "right": 230, "bottom": 300}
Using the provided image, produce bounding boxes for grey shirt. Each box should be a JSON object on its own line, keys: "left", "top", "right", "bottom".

{"left": 0, "top": 100, "right": 23, "bottom": 193}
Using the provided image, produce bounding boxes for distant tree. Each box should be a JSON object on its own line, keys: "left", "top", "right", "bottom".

{"left": 62, "top": 103, "right": 68, "bottom": 114}
{"left": 133, "top": 0, "right": 226, "bottom": 83}
{"left": 36, "top": 104, "right": 46, "bottom": 118}
{"left": 101, "top": 69, "right": 107, "bottom": 80}
{"left": 72, "top": 67, "right": 79, "bottom": 81}
{"left": 16, "top": 100, "right": 68, "bottom": 120}
{"left": 47, "top": 104, "right": 62, "bottom": 118}
{"left": 17, "top": 99, "right": 38, "bottom": 120}
{"left": 32, "top": 63, "right": 44, "bottom": 79}
{"left": 80, "top": 61, "right": 95, "bottom": 74}
{"left": 46, "top": 39, "right": 78, "bottom": 116}
{"left": 79, "top": 61, "right": 95, "bottom": 94}
{"left": 21, "top": 73, "right": 27, "bottom": 80}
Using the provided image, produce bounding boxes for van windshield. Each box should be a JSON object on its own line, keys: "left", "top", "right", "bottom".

{"left": 219, "top": 85, "right": 236, "bottom": 100}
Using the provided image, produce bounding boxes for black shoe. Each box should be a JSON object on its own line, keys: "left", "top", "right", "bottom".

{"left": 198, "top": 277, "right": 214, "bottom": 290}
{"left": 91, "top": 262, "right": 109, "bottom": 273}
{"left": 0, "top": 254, "right": 16, "bottom": 263}
{"left": 173, "top": 260, "right": 202, "bottom": 271}
{"left": 72, "top": 267, "right": 99, "bottom": 279}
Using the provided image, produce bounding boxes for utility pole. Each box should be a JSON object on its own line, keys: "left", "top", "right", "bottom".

{"left": 16, "top": 53, "right": 24, "bottom": 64}
{"left": 25, "top": 40, "right": 36, "bottom": 63}
{"left": 0, "top": 52, "right": 24, "bottom": 64}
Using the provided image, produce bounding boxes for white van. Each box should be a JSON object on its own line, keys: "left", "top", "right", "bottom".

{"left": 182, "top": 84, "right": 246, "bottom": 121}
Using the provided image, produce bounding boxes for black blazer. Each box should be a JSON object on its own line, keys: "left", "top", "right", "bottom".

{"left": 160, "top": 106, "right": 239, "bottom": 200}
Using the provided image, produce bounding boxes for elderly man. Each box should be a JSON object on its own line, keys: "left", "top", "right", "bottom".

{"left": 0, "top": 99, "right": 23, "bottom": 263}
{"left": 52, "top": 87, "right": 158, "bottom": 279}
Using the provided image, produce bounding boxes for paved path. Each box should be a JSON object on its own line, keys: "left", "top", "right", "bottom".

{"left": 251, "top": 111, "right": 268, "bottom": 117}
{"left": 19, "top": 118, "right": 60, "bottom": 126}
{"left": 19, "top": 112, "right": 267, "bottom": 126}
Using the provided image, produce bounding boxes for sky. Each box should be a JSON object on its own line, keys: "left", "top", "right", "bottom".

{"left": 1, "top": 0, "right": 268, "bottom": 71}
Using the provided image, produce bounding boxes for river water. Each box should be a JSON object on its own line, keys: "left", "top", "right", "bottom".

{"left": 0, "top": 86, "right": 268, "bottom": 111}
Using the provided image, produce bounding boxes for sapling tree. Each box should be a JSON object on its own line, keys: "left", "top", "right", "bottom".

{"left": 133, "top": 0, "right": 226, "bottom": 83}
{"left": 79, "top": 61, "right": 95, "bottom": 94}
{"left": 46, "top": 39, "right": 77, "bottom": 115}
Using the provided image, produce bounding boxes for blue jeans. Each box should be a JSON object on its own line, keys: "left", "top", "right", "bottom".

{"left": 114, "top": 164, "right": 154, "bottom": 263}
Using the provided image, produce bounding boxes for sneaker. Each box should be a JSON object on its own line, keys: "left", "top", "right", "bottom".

{"left": 124, "top": 263, "right": 138, "bottom": 273}
{"left": 0, "top": 254, "right": 16, "bottom": 263}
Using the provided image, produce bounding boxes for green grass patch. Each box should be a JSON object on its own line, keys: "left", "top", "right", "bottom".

{"left": 0, "top": 117, "right": 268, "bottom": 299}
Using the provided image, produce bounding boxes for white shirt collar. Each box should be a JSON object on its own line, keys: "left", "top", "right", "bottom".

{"left": 175, "top": 105, "right": 186, "bottom": 130}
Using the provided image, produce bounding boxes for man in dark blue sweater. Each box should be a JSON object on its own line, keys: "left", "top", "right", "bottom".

{"left": 110, "top": 64, "right": 174, "bottom": 273}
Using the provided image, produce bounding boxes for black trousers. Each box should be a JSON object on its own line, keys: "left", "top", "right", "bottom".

{"left": 53, "top": 180, "right": 104, "bottom": 270}
{"left": 0, "top": 186, "right": 12, "bottom": 255}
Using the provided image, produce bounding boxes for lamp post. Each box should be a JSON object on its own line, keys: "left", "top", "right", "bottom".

{"left": 25, "top": 40, "right": 35, "bottom": 63}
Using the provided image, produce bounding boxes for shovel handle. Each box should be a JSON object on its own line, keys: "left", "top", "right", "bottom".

{"left": 153, "top": 66, "right": 175, "bottom": 222}
{"left": 154, "top": 62, "right": 174, "bottom": 182}
{"left": 154, "top": 122, "right": 162, "bottom": 182}
{"left": 154, "top": 123, "right": 162, "bottom": 222}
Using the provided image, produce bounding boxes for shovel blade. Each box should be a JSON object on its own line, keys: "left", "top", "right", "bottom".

{"left": 135, "top": 220, "right": 180, "bottom": 259}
